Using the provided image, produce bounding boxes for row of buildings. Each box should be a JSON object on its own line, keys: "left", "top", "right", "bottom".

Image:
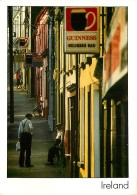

{"left": 10, "top": 6, "right": 128, "bottom": 178}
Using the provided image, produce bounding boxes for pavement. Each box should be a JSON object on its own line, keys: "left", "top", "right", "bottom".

{"left": 7, "top": 83, "right": 65, "bottom": 178}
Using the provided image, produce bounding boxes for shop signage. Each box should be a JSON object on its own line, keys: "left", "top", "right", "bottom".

{"left": 23, "top": 64, "right": 32, "bottom": 69}
{"left": 25, "top": 53, "right": 33, "bottom": 64}
{"left": 19, "top": 37, "right": 29, "bottom": 48}
{"left": 14, "top": 55, "right": 24, "bottom": 62}
{"left": 32, "top": 56, "right": 43, "bottom": 67}
{"left": 32, "top": 62, "right": 43, "bottom": 68}
{"left": 32, "top": 56, "right": 43, "bottom": 63}
{"left": 102, "top": 8, "right": 128, "bottom": 98}
{"left": 64, "top": 7, "right": 99, "bottom": 53}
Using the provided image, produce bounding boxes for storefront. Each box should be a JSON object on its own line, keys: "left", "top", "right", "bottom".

{"left": 102, "top": 7, "right": 128, "bottom": 178}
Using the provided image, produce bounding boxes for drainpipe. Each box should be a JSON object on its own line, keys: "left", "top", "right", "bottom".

{"left": 100, "top": 7, "right": 105, "bottom": 177}
{"left": 75, "top": 54, "right": 79, "bottom": 178}
{"left": 102, "top": 7, "right": 104, "bottom": 56}
{"left": 62, "top": 53, "right": 66, "bottom": 167}
{"left": 56, "top": 7, "right": 60, "bottom": 124}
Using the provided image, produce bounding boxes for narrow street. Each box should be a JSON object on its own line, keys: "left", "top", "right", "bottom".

{"left": 7, "top": 82, "right": 65, "bottom": 178}
{"left": 6, "top": 6, "right": 129, "bottom": 180}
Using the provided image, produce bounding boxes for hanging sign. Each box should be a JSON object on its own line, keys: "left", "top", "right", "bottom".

{"left": 25, "top": 53, "right": 33, "bottom": 64}
{"left": 32, "top": 62, "right": 43, "bottom": 68}
{"left": 32, "top": 56, "right": 43, "bottom": 67}
{"left": 19, "top": 37, "right": 29, "bottom": 48}
{"left": 64, "top": 7, "right": 99, "bottom": 54}
{"left": 14, "top": 55, "right": 24, "bottom": 62}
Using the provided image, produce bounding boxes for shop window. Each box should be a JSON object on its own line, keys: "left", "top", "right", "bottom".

{"left": 116, "top": 100, "right": 128, "bottom": 177}
{"left": 116, "top": 101, "right": 122, "bottom": 177}
{"left": 111, "top": 99, "right": 116, "bottom": 177}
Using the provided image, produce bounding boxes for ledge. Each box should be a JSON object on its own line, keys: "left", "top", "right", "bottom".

{"left": 79, "top": 62, "right": 85, "bottom": 69}
{"left": 65, "top": 154, "right": 71, "bottom": 159}
{"left": 69, "top": 69, "right": 73, "bottom": 74}
{"left": 77, "top": 161, "right": 84, "bottom": 169}
{"left": 41, "top": 49, "right": 48, "bottom": 58}
{"left": 94, "top": 57, "right": 103, "bottom": 79}
{"left": 65, "top": 71, "right": 69, "bottom": 76}
{"left": 84, "top": 57, "right": 92, "bottom": 65}
{"left": 72, "top": 65, "right": 76, "bottom": 70}
{"left": 66, "top": 83, "right": 76, "bottom": 93}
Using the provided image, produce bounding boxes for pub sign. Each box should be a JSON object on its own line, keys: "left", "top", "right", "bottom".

{"left": 64, "top": 7, "right": 99, "bottom": 53}
{"left": 19, "top": 37, "right": 29, "bottom": 48}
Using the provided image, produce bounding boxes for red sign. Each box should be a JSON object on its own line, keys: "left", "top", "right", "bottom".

{"left": 66, "top": 7, "right": 97, "bottom": 32}
{"left": 105, "top": 25, "right": 120, "bottom": 84}
{"left": 102, "top": 8, "right": 128, "bottom": 98}
{"left": 111, "top": 25, "right": 120, "bottom": 73}
{"left": 19, "top": 37, "right": 29, "bottom": 48}
{"left": 64, "top": 7, "right": 99, "bottom": 54}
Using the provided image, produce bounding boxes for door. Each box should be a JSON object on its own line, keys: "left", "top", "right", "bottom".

{"left": 88, "top": 89, "right": 91, "bottom": 177}
{"left": 70, "top": 96, "right": 76, "bottom": 177}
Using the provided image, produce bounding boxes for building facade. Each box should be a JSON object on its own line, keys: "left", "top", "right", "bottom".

{"left": 102, "top": 7, "right": 128, "bottom": 178}
{"left": 54, "top": 6, "right": 128, "bottom": 178}
{"left": 33, "top": 7, "right": 49, "bottom": 118}
{"left": 12, "top": 6, "right": 31, "bottom": 94}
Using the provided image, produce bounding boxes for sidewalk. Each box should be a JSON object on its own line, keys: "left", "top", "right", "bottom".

{"left": 7, "top": 85, "right": 65, "bottom": 178}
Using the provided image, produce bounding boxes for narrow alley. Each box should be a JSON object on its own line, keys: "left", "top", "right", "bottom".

{"left": 7, "top": 83, "right": 65, "bottom": 178}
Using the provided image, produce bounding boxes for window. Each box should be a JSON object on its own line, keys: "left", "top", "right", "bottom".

{"left": 81, "top": 88, "right": 85, "bottom": 163}
{"left": 60, "top": 93, "right": 63, "bottom": 125}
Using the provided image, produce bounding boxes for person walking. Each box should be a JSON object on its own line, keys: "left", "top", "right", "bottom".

{"left": 16, "top": 72, "right": 20, "bottom": 89}
{"left": 18, "top": 114, "right": 34, "bottom": 167}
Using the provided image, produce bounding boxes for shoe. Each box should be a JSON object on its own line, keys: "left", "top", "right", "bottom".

{"left": 26, "top": 164, "right": 34, "bottom": 167}
{"left": 45, "top": 162, "right": 54, "bottom": 166}
{"left": 20, "top": 165, "right": 24, "bottom": 167}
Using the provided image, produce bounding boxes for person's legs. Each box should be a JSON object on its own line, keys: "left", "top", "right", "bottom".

{"left": 25, "top": 134, "right": 32, "bottom": 166}
{"left": 47, "top": 146, "right": 56, "bottom": 165}
{"left": 16, "top": 79, "right": 18, "bottom": 89}
{"left": 19, "top": 133, "right": 26, "bottom": 167}
{"left": 55, "top": 147, "right": 60, "bottom": 162}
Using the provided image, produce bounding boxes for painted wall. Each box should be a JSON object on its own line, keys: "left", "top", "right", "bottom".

{"left": 79, "top": 57, "right": 100, "bottom": 178}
